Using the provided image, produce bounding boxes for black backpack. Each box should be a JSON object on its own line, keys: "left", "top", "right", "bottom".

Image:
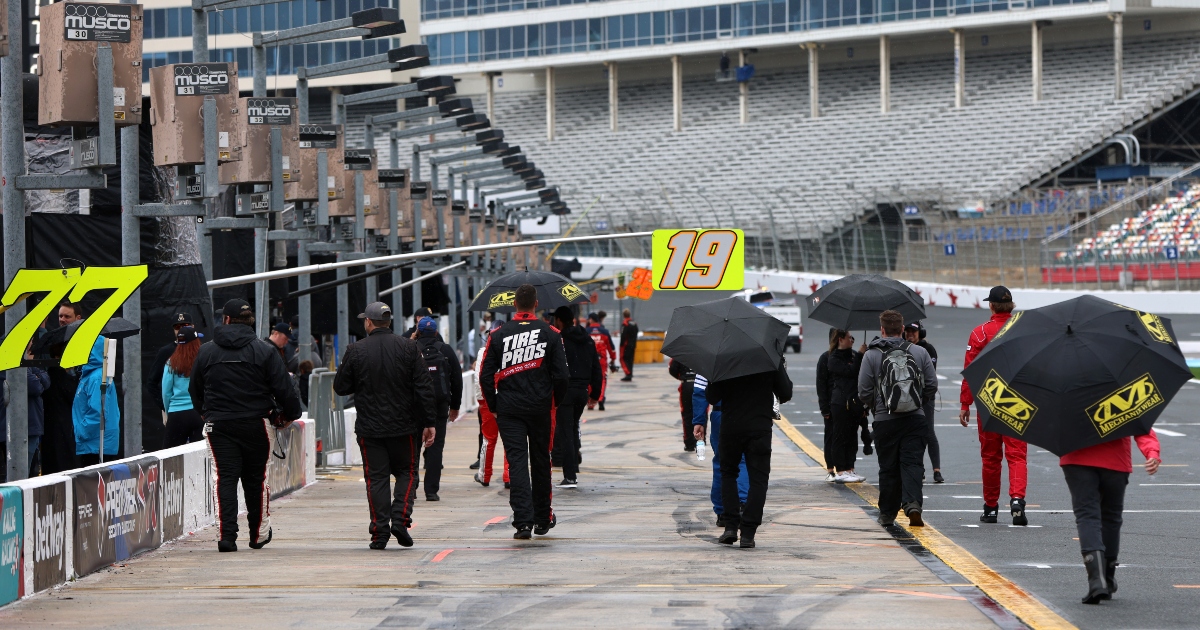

{"left": 419, "top": 339, "right": 451, "bottom": 404}
{"left": 876, "top": 341, "right": 924, "bottom": 414}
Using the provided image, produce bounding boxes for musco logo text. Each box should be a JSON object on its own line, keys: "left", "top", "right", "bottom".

{"left": 978, "top": 370, "right": 1037, "bottom": 435}
{"left": 174, "top": 64, "right": 230, "bottom": 96}
{"left": 1086, "top": 373, "right": 1164, "bottom": 437}
{"left": 247, "top": 99, "right": 294, "bottom": 125}
{"left": 64, "top": 4, "right": 133, "bottom": 42}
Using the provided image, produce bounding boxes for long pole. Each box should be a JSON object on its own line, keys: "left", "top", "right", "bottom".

{"left": 120, "top": 0, "right": 142, "bottom": 458}
{"left": 2, "top": 0, "right": 28, "bottom": 481}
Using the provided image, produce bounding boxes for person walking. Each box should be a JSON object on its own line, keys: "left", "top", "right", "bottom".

{"left": 333, "top": 302, "right": 437, "bottom": 549}
{"left": 552, "top": 306, "right": 602, "bottom": 488}
{"left": 669, "top": 358, "right": 698, "bottom": 452}
{"left": 693, "top": 373, "right": 749, "bottom": 527}
{"left": 959, "top": 286, "right": 1029, "bottom": 525}
{"left": 858, "top": 310, "right": 937, "bottom": 527}
{"left": 190, "top": 299, "right": 303, "bottom": 552}
{"left": 815, "top": 328, "right": 837, "bottom": 481}
{"left": 906, "top": 322, "right": 943, "bottom": 484}
{"left": 1060, "top": 430, "right": 1161, "bottom": 604}
{"left": 826, "top": 330, "right": 867, "bottom": 483}
{"left": 473, "top": 320, "right": 509, "bottom": 489}
{"left": 415, "top": 316, "right": 463, "bottom": 502}
{"left": 161, "top": 327, "right": 206, "bottom": 448}
{"left": 618, "top": 308, "right": 639, "bottom": 382}
{"left": 479, "top": 285, "right": 570, "bottom": 539}
{"left": 267, "top": 322, "right": 298, "bottom": 373}
{"left": 704, "top": 356, "right": 793, "bottom": 548}
{"left": 73, "top": 336, "right": 121, "bottom": 466}
{"left": 587, "top": 313, "right": 617, "bottom": 409}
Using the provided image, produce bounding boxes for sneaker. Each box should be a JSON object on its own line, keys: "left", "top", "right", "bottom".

{"left": 878, "top": 514, "right": 896, "bottom": 527}
{"left": 469, "top": 460, "right": 481, "bottom": 470}
{"left": 684, "top": 445, "right": 696, "bottom": 452}
{"left": 392, "top": 527, "right": 414, "bottom": 548}
{"left": 504, "top": 482, "right": 511, "bottom": 489}
{"left": 559, "top": 479, "right": 578, "bottom": 489}
{"left": 863, "top": 443, "right": 873, "bottom": 456}
{"left": 933, "top": 471, "right": 945, "bottom": 484}
{"left": 369, "top": 540, "right": 388, "bottom": 550}
{"left": 248, "top": 528, "right": 272, "bottom": 549}
{"left": 514, "top": 525, "right": 533, "bottom": 540}
{"left": 715, "top": 513, "right": 730, "bottom": 528}
{"left": 844, "top": 472, "right": 866, "bottom": 483}
{"left": 598, "top": 401, "right": 605, "bottom": 410}
{"left": 718, "top": 528, "right": 738, "bottom": 545}
{"left": 474, "top": 472, "right": 490, "bottom": 487}
{"left": 1011, "top": 497, "right": 1029, "bottom": 526}
{"left": 534, "top": 514, "right": 557, "bottom": 535}
{"left": 426, "top": 493, "right": 440, "bottom": 502}
{"left": 739, "top": 530, "right": 756, "bottom": 549}
{"left": 824, "top": 472, "right": 837, "bottom": 482}
{"left": 904, "top": 503, "right": 924, "bottom": 527}
{"left": 980, "top": 504, "right": 999, "bottom": 524}
{"left": 620, "top": 376, "right": 632, "bottom": 382}
{"left": 218, "top": 540, "right": 237, "bottom": 553}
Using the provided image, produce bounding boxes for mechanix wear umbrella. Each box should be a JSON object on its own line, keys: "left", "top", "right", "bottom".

{"left": 962, "top": 295, "right": 1191, "bottom": 457}
{"left": 805, "top": 274, "right": 925, "bottom": 332}
{"left": 468, "top": 270, "right": 589, "bottom": 313}
{"left": 661, "top": 297, "right": 790, "bottom": 382}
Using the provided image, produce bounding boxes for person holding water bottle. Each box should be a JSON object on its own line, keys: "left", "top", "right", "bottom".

{"left": 692, "top": 373, "right": 748, "bottom": 529}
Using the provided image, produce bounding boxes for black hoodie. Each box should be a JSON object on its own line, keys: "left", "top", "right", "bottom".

{"left": 562, "top": 324, "right": 604, "bottom": 393}
{"left": 190, "top": 323, "right": 303, "bottom": 424}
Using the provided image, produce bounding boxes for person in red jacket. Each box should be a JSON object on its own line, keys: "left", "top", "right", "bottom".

{"left": 586, "top": 313, "right": 616, "bottom": 410}
{"left": 1061, "top": 431, "right": 1160, "bottom": 604}
{"left": 959, "top": 286, "right": 1029, "bottom": 526}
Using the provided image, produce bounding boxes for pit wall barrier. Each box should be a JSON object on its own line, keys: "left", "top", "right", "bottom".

{"left": 0, "top": 418, "right": 316, "bottom": 607}
{"left": 574, "top": 256, "right": 1200, "bottom": 314}
{"left": 330, "top": 370, "right": 479, "bottom": 467}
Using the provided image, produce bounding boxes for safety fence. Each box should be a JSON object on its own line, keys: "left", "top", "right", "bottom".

{"left": 0, "top": 420, "right": 316, "bottom": 607}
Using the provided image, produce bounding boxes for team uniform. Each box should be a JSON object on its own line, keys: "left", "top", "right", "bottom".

{"left": 961, "top": 311, "right": 1028, "bottom": 515}
{"left": 480, "top": 312, "right": 570, "bottom": 532}
{"left": 587, "top": 322, "right": 616, "bottom": 408}
{"left": 669, "top": 359, "right": 698, "bottom": 451}
{"left": 619, "top": 317, "right": 639, "bottom": 380}
{"left": 473, "top": 334, "right": 509, "bottom": 487}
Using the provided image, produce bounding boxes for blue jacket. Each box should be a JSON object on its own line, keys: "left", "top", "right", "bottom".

{"left": 161, "top": 359, "right": 195, "bottom": 413}
{"left": 72, "top": 337, "right": 121, "bottom": 456}
{"left": 0, "top": 367, "right": 51, "bottom": 440}
{"left": 692, "top": 374, "right": 721, "bottom": 427}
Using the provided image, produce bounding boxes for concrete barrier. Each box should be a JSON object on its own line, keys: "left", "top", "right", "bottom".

{"left": 574, "top": 256, "right": 1200, "bottom": 314}
{"left": 0, "top": 418, "right": 316, "bottom": 607}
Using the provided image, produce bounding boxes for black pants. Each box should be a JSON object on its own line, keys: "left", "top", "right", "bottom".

{"left": 680, "top": 381, "right": 695, "bottom": 449}
{"left": 924, "top": 403, "right": 941, "bottom": 469}
{"left": 620, "top": 345, "right": 635, "bottom": 377}
{"left": 358, "top": 433, "right": 421, "bottom": 541}
{"left": 1063, "top": 464, "right": 1128, "bottom": 558}
{"left": 553, "top": 388, "right": 588, "bottom": 481}
{"left": 207, "top": 418, "right": 272, "bottom": 545}
{"left": 829, "top": 404, "right": 862, "bottom": 471}
{"left": 873, "top": 415, "right": 927, "bottom": 518}
{"left": 164, "top": 409, "right": 205, "bottom": 449}
{"left": 720, "top": 429, "right": 772, "bottom": 531}
{"left": 422, "top": 402, "right": 450, "bottom": 496}
{"left": 822, "top": 414, "right": 834, "bottom": 469}
{"left": 497, "top": 408, "right": 554, "bottom": 529}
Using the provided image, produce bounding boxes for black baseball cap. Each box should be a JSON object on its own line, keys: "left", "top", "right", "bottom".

{"left": 272, "top": 322, "right": 290, "bottom": 334}
{"left": 171, "top": 312, "right": 193, "bottom": 327}
{"left": 412, "top": 306, "right": 433, "bottom": 319}
{"left": 222, "top": 299, "right": 253, "bottom": 318}
{"left": 982, "top": 286, "right": 1013, "bottom": 303}
{"left": 359, "top": 302, "right": 394, "bottom": 320}
{"left": 175, "top": 327, "right": 203, "bottom": 344}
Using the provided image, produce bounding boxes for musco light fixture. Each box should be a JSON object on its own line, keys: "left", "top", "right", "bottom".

{"left": 149, "top": 63, "right": 242, "bottom": 166}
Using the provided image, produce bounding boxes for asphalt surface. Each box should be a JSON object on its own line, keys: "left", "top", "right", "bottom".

{"left": 783, "top": 305, "right": 1200, "bottom": 629}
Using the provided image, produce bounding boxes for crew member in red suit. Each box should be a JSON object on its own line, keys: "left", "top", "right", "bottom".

{"left": 586, "top": 313, "right": 616, "bottom": 410}
{"left": 959, "top": 286, "right": 1029, "bottom": 526}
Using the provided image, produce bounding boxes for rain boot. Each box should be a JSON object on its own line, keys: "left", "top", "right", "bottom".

{"left": 1105, "top": 558, "right": 1118, "bottom": 598}
{"left": 1081, "top": 550, "right": 1109, "bottom": 604}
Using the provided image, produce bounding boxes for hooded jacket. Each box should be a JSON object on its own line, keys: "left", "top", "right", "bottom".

{"left": 72, "top": 337, "right": 121, "bottom": 456}
{"left": 190, "top": 323, "right": 303, "bottom": 424}
{"left": 825, "top": 347, "right": 864, "bottom": 411}
{"left": 857, "top": 336, "right": 938, "bottom": 422}
{"left": 479, "top": 312, "right": 570, "bottom": 415}
{"left": 561, "top": 324, "right": 604, "bottom": 394}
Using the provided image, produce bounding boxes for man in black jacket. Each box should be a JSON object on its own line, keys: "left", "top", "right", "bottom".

{"left": 415, "top": 316, "right": 463, "bottom": 502}
{"left": 480, "top": 285, "right": 570, "bottom": 539}
{"left": 334, "top": 302, "right": 437, "bottom": 549}
{"left": 190, "top": 299, "right": 303, "bottom": 553}
{"left": 618, "top": 309, "right": 639, "bottom": 382}
{"left": 552, "top": 306, "right": 602, "bottom": 489}
{"left": 705, "top": 357, "right": 793, "bottom": 549}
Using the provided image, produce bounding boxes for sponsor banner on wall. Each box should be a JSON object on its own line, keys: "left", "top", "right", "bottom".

{"left": 72, "top": 457, "right": 162, "bottom": 577}
{"left": 31, "top": 481, "right": 69, "bottom": 593}
{"left": 160, "top": 455, "right": 185, "bottom": 542}
{"left": 0, "top": 486, "right": 23, "bottom": 605}
{"left": 268, "top": 421, "right": 308, "bottom": 499}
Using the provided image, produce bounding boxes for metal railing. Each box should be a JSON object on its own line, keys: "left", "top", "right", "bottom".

{"left": 308, "top": 368, "right": 347, "bottom": 466}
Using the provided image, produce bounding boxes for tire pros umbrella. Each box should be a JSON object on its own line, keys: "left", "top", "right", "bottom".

{"left": 661, "top": 297, "right": 790, "bottom": 382}
{"left": 962, "top": 295, "right": 1192, "bottom": 456}
{"left": 467, "top": 270, "right": 590, "bottom": 314}
{"left": 805, "top": 274, "right": 926, "bottom": 332}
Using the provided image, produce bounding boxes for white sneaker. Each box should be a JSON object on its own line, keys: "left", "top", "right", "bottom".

{"left": 844, "top": 472, "right": 867, "bottom": 483}
{"left": 833, "top": 472, "right": 853, "bottom": 484}
{"left": 824, "top": 472, "right": 837, "bottom": 482}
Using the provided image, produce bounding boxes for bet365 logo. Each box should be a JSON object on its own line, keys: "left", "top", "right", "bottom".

{"left": 0, "top": 265, "right": 148, "bottom": 370}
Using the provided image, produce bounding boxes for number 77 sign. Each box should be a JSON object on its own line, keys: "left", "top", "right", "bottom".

{"left": 652, "top": 229, "right": 745, "bottom": 290}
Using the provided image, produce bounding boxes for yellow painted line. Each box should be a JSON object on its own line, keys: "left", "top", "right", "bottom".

{"left": 775, "top": 414, "right": 1077, "bottom": 630}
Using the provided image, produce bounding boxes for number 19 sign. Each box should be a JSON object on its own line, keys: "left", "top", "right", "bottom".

{"left": 651, "top": 229, "right": 744, "bottom": 290}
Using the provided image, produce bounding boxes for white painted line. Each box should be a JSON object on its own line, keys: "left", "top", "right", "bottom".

{"left": 952, "top": 380, "right": 963, "bottom": 385}
{"left": 1139, "top": 483, "right": 1200, "bottom": 486}
{"left": 1009, "top": 525, "right": 1043, "bottom": 528}
{"left": 923, "top": 509, "right": 1200, "bottom": 512}
{"left": 962, "top": 524, "right": 980, "bottom": 528}
{"left": 1156, "top": 428, "right": 1187, "bottom": 437}
{"left": 936, "top": 374, "right": 948, "bottom": 380}
{"left": 1027, "top": 564, "right": 1052, "bottom": 568}
{"left": 952, "top": 495, "right": 983, "bottom": 499}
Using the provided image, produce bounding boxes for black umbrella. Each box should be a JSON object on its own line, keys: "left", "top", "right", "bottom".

{"left": 467, "top": 270, "right": 589, "bottom": 313}
{"left": 805, "top": 274, "right": 925, "bottom": 332}
{"left": 661, "top": 297, "right": 789, "bottom": 382}
{"left": 962, "top": 295, "right": 1192, "bottom": 456}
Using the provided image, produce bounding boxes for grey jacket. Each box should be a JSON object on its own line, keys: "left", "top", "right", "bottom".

{"left": 857, "top": 336, "right": 938, "bottom": 422}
